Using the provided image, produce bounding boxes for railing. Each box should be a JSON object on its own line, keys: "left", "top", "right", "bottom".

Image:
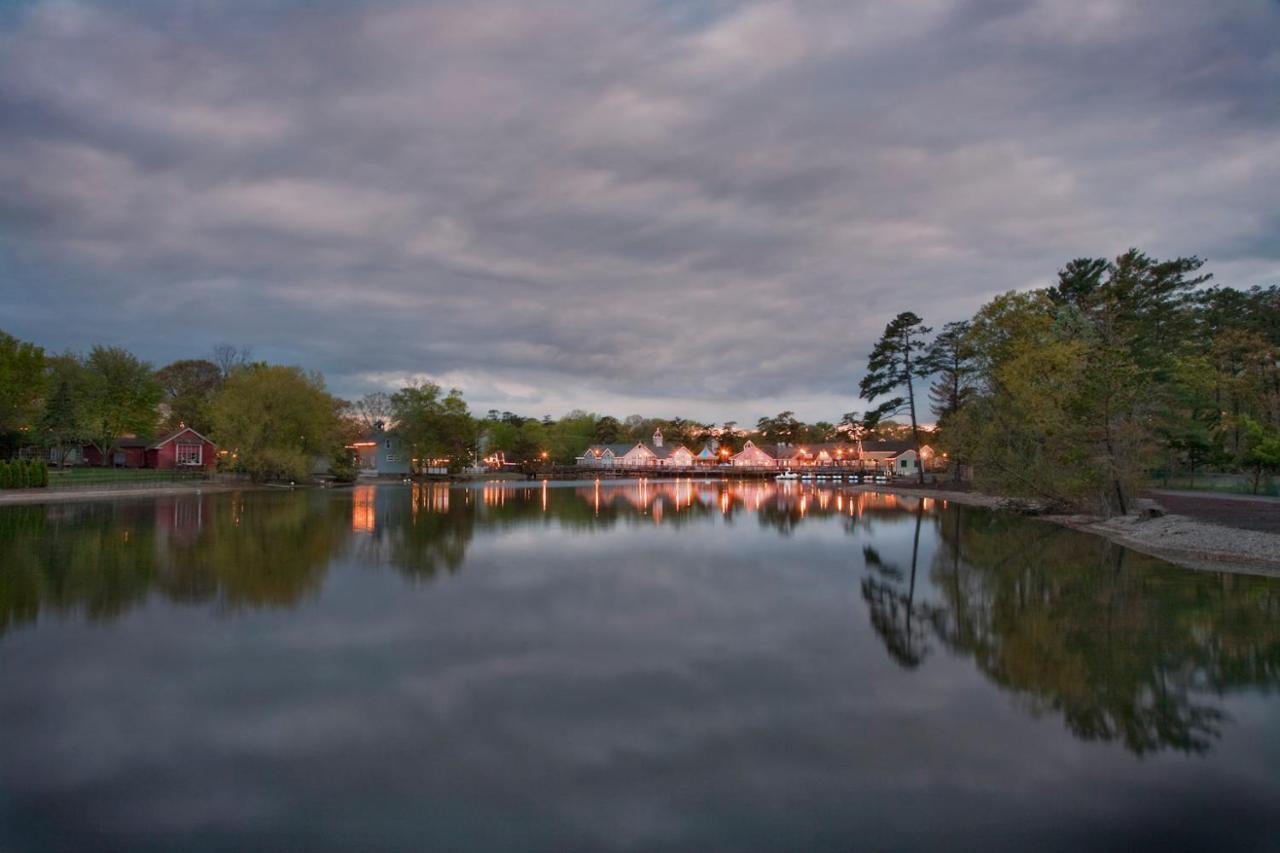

{"left": 546, "top": 465, "right": 899, "bottom": 481}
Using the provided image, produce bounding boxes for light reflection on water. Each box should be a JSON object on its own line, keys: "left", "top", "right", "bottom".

{"left": 1, "top": 481, "right": 1278, "bottom": 852}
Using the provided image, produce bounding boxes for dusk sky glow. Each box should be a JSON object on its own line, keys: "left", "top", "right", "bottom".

{"left": 2, "top": 0, "right": 1278, "bottom": 422}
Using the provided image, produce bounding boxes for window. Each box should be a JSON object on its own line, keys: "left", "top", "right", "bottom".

{"left": 176, "top": 443, "right": 202, "bottom": 466}
{"left": 385, "top": 439, "right": 393, "bottom": 449}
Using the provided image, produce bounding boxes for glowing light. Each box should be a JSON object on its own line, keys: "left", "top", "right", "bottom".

{"left": 352, "top": 485, "right": 376, "bottom": 533}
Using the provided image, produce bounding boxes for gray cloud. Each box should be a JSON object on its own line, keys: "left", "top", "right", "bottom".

{"left": 1, "top": 0, "right": 1277, "bottom": 421}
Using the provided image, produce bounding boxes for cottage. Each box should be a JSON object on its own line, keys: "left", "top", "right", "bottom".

{"left": 149, "top": 427, "right": 218, "bottom": 470}
{"left": 731, "top": 440, "right": 776, "bottom": 467}
{"left": 860, "top": 439, "right": 934, "bottom": 474}
{"left": 578, "top": 442, "right": 639, "bottom": 467}
{"left": 577, "top": 429, "right": 695, "bottom": 468}
{"left": 80, "top": 427, "right": 218, "bottom": 470}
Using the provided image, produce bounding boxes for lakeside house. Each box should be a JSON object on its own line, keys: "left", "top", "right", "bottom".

{"left": 577, "top": 429, "right": 696, "bottom": 468}
{"left": 347, "top": 423, "right": 412, "bottom": 477}
{"left": 79, "top": 427, "right": 218, "bottom": 470}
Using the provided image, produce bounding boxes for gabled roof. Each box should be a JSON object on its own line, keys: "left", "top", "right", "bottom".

{"left": 643, "top": 442, "right": 692, "bottom": 459}
{"left": 696, "top": 445, "right": 716, "bottom": 458}
{"left": 587, "top": 442, "right": 642, "bottom": 457}
{"left": 151, "top": 427, "right": 215, "bottom": 449}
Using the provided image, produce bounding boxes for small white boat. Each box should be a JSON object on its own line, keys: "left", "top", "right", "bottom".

{"left": 776, "top": 470, "right": 799, "bottom": 481}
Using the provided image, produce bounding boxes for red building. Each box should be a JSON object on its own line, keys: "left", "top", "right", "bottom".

{"left": 148, "top": 427, "right": 218, "bottom": 470}
{"left": 81, "top": 428, "right": 218, "bottom": 470}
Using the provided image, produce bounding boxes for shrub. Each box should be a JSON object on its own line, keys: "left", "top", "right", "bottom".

{"left": 329, "top": 449, "right": 359, "bottom": 483}
{"left": 246, "top": 447, "right": 312, "bottom": 483}
{"left": 13, "top": 460, "right": 28, "bottom": 489}
{"left": 31, "top": 459, "right": 48, "bottom": 487}
{"left": 0, "top": 461, "right": 10, "bottom": 489}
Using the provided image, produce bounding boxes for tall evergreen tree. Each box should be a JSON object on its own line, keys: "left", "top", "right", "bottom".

{"left": 859, "top": 312, "right": 932, "bottom": 483}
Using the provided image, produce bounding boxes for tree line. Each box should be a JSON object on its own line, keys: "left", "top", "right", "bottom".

{"left": 856, "top": 249, "right": 1280, "bottom": 511}
{"left": 0, "top": 333, "right": 912, "bottom": 483}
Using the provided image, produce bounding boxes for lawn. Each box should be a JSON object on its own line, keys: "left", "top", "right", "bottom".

{"left": 46, "top": 467, "right": 207, "bottom": 489}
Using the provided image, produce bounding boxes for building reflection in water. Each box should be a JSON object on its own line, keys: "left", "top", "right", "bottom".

{"left": 352, "top": 485, "right": 376, "bottom": 534}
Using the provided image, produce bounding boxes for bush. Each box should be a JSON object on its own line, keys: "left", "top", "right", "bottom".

{"left": 13, "top": 460, "right": 28, "bottom": 489}
{"left": 329, "top": 449, "right": 359, "bottom": 483}
{"left": 31, "top": 459, "right": 48, "bottom": 487}
{"left": 245, "top": 447, "right": 312, "bottom": 483}
{"left": 0, "top": 461, "right": 10, "bottom": 489}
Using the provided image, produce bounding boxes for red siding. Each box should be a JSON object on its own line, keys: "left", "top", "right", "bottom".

{"left": 83, "top": 445, "right": 148, "bottom": 468}
{"left": 152, "top": 429, "right": 217, "bottom": 470}
{"left": 80, "top": 428, "right": 217, "bottom": 469}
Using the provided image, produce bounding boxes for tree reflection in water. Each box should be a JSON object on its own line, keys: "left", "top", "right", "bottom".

{"left": 1, "top": 480, "right": 1277, "bottom": 760}
{"left": 923, "top": 505, "right": 1280, "bottom": 755}
{"left": 860, "top": 501, "right": 933, "bottom": 669}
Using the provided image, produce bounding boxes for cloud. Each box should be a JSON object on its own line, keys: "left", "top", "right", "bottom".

{"left": 0, "top": 0, "right": 1277, "bottom": 421}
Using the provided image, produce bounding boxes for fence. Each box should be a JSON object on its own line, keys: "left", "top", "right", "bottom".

{"left": 1147, "top": 469, "right": 1277, "bottom": 497}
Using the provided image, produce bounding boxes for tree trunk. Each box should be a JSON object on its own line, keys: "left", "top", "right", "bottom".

{"left": 903, "top": 340, "right": 926, "bottom": 485}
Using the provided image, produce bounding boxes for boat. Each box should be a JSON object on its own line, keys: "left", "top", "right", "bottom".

{"left": 775, "top": 470, "right": 799, "bottom": 481}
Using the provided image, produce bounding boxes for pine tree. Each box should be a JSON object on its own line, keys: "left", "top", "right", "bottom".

{"left": 859, "top": 312, "right": 932, "bottom": 483}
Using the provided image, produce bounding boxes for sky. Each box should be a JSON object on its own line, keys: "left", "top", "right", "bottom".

{"left": 1, "top": 0, "right": 1278, "bottom": 424}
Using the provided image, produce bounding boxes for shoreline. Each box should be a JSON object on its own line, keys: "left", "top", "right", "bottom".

{"left": 845, "top": 483, "right": 1280, "bottom": 578}
{"left": 0, "top": 481, "right": 264, "bottom": 505}
{"left": 2, "top": 477, "right": 1276, "bottom": 577}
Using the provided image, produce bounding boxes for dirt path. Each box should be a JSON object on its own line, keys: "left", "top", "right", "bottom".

{"left": 1145, "top": 489, "right": 1280, "bottom": 534}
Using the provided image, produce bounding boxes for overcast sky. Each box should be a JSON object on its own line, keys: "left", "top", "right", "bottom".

{"left": 1, "top": 0, "right": 1277, "bottom": 423}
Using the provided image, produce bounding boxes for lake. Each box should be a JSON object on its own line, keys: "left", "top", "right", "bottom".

{"left": 2, "top": 481, "right": 1278, "bottom": 852}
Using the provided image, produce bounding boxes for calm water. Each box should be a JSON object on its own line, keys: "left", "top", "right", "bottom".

{"left": 1, "top": 481, "right": 1278, "bottom": 852}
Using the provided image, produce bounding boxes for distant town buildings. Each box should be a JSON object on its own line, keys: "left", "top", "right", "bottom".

{"left": 577, "top": 429, "right": 933, "bottom": 474}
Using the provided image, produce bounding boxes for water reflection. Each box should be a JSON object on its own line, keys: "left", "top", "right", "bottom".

{"left": 1, "top": 480, "right": 1277, "bottom": 761}
{"left": 926, "top": 506, "right": 1280, "bottom": 755}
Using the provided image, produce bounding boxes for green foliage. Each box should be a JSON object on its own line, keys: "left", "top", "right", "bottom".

{"left": 329, "top": 449, "right": 359, "bottom": 483}
{"left": 756, "top": 411, "right": 801, "bottom": 443}
{"left": 30, "top": 459, "right": 48, "bottom": 487}
{"left": 210, "top": 364, "right": 343, "bottom": 482}
{"left": 923, "top": 250, "right": 1276, "bottom": 515}
{"left": 0, "top": 330, "right": 46, "bottom": 436}
{"left": 81, "top": 346, "right": 163, "bottom": 465}
{"left": 859, "top": 311, "right": 932, "bottom": 483}
{"left": 1241, "top": 418, "right": 1280, "bottom": 495}
{"left": 155, "top": 359, "right": 223, "bottom": 433}
{"left": 391, "top": 381, "right": 478, "bottom": 471}
{"left": 39, "top": 365, "right": 85, "bottom": 465}
{"left": 0, "top": 461, "right": 10, "bottom": 489}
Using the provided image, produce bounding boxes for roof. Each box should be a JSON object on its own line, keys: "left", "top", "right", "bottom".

{"left": 767, "top": 442, "right": 860, "bottom": 459}
{"left": 151, "top": 426, "right": 215, "bottom": 449}
{"left": 641, "top": 442, "right": 692, "bottom": 459}
{"left": 582, "top": 443, "right": 645, "bottom": 458}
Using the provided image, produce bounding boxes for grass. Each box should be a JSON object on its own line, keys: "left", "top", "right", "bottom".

{"left": 45, "top": 467, "right": 207, "bottom": 489}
